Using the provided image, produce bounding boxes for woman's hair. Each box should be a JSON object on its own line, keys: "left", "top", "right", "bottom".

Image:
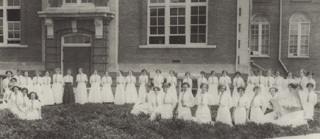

{"left": 155, "top": 69, "right": 161, "bottom": 73}
{"left": 162, "top": 82, "right": 171, "bottom": 89}
{"left": 222, "top": 70, "right": 228, "bottom": 74}
{"left": 185, "top": 72, "right": 191, "bottom": 76}
{"left": 10, "top": 78, "right": 17, "bottom": 82}
{"left": 182, "top": 82, "right": 190, "bottom": 88}
{"left": 79, "top": 68, "right": 84, "bottom": 72}
{"left": 237, "top": 87, "right": 246, "bottom": 92}
{"left": 45, "top": 70, "right": 50, "bottom": 74}
{"left": 235, "top": 71, "right": 241, "bottom": 76}
{"left": 286, "top": 71, "right": 292, "bottom": 77}
{"left": 34, "top": 70, "right": 41, "bottom": 75}
{"left": 141, "top": 69, "right": 147, "bottom": 73}
{"left": 11, "top": 86, "right": 21, "bottom": 92}
{"left": 253, "top": 86, "right": 261, "bottom": 91}
{"left": 200, "top": 71, "right": 205, "bottom": 75}
{"left": 306, "top": 71, "right": 314, "bottom": 76}
{"left": 210, "top": 70, "right": 215, "bottom": 75}
{"left": 21, "top": 88, "right": 29, "bottom": 94}
{"left": 218, "top": 84, "right": 227, "bottom": 91}
{"left": 299, "top": 69, "right": 306, "bottom": 75}
{"left": 118, "top": 70, "right": 123, "bottom": 75}
{"left": 153, "top": 86, "right": 161, "bottom": 91}
{"left": 28, "top": 92, "right": 39, "bottom": 100}
{"left": 67, "top": 69, "right": 72, "bottom": 73}
{"left": 145, "top": 82, "right": 154, "bottom": 88}
{"left": 307, "top": 83, "right": 314, "bottom": 88}
{"left": 200, "top": 83, "right": 209, "bottom": 90}
{"left": 269, "top": 87, "right": 278, "bottom": 93}
{"left": 5, "top": 70, "right": 13, "bottom": 75}
{"left": 288, "top": 83, "right": 298, "bottom": 90}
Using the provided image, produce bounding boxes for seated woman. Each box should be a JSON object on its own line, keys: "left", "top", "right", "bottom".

{"left": 161, "top": 83, "right": 177, "bottom": 119}
{"left": 216, "top": 84, "right": 233, "bottom": 125}
{"left": 149, "top": 86, "right": 165, "bottom": 121}
{"left": 233, "top": 87, "right": 249, "bottom": 125}
{"left": 9, "top": 86, "right": 27, "bottom": 119}
{"left": 25, "top": 92, "right": 42, "bottom": 120}
{"left": 130, "top": 82, "right": 154, "bottom": 116}
{"left": 248, "top": 86, "right": 267, "bottom": 124}
{"left": 264, "top": 87, "right": 280, "bottom": 123}
{"left": 177, "top": 82, "right": 195, "bottom": 121}
{"left": 0, "top": 82, "right": 14, "bottom": 109}
{"left": 193, "top": 83, "right": 212, "bottom": 124}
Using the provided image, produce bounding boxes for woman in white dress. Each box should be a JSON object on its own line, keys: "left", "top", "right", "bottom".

{"left": 216, "top": 84, "right": 233, "bottom": 125}
{"left": 208, "top": 71, "right": 219, "bottom": 105}
{"left": 1, "top": 82, "right": 14, "bottom": 109}
{"left": 52, "top": 68, "right": 64, "bottom": 104}
{"left": 25, "top": 92, "right": 42, "bottom": 120}
{"left": 246, "top": 70, "right": 257, "bottom": 98}
{"left": 101, "top": 71, "right": 114, "bottom": 103}
{"left": 33, "top": 71, "right": 43, "bottom": 97}
{"left": 197, "top": 71, "right": 208, "bottom": 94}
{"left": 14, "top": 70, "right": 23, "bottom": 87}
{"left": 21, "top": 71, "right": 33, "bottom": 93}
{"left": 274, "top": 71, "right": 285, "bottom": 92}
{"left": 9, "top": 86, "right": 26, "bottom": 119}
{"left": 138, "top": 69, "right": 149, "bottom": 101}
{"left": 194, "top": 83, "right": 212, "bottom": 124}
{"left": 131, "top": 82, "right": 154, "bottom": 116}
{"left": 183, "top": 72, "right": 193, "bottom": 91}
{"left": 125, "top": 71, "right": 138, "bottom": 104}
{"left": 306, "top": 71, "right": 316, "bottom": 88}
{"left": 177, "top": 82, "right": 195, "bottom": 121}
{"left": 264, "top": 87, "right": 280, "bottom": 123}
{"left": 302, "top": 83, "right": 318, "bottom": 120}
{"left": 88, "top": 69, "right": 102, "bottom": 103}
{"left": 2, "top": 70, "right": 13, "bottom": 94}
{"left": 149, "top": 86, "right": 165, "bottom": 121}
{"left": 166, "top": 70, "right": 178, "bottom": 104}
{"left": 248, "top": 86, "right": 267, "bottom": 124}
{"left": 284, "top": 72, "right": 296, "bottom": 92}
{"left": 153, "top": 69, "right": 164, "bottom": 88}
{"left": 232, "top": 72, "right": 245, "bottom": 106}
{"left": 161, "top": 83, "right": 177, "bottom": 119}
{"left": 42, "top": 71, "right": 54, "bottom": 105}
{"left": 76, "top": 68, "right": 88, "bottom": 104}
{"left": 219, "top": 70, "right": 232, "bottom": 96}
{"left": 296, "top": 69, "right": 308, "bottom": 90}
{"left": 114, "top": 70, "right": 126, "bottom": 105}
{"left": 233, "top": 87, "right": 249, "bottom": 125}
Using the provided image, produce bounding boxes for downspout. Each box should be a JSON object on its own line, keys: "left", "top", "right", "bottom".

{"left": 236, "top": 0, "right": 239, "bottom": 72}
{"left": 115, "top": 0, "right": 119, "bottom": 71}
{"left": 278, "top": 0, "right": 288, "bottom": 73}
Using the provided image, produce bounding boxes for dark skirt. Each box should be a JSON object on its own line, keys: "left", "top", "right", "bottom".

{"left": 63, "top": 83, "right": 75, "bottom": 104}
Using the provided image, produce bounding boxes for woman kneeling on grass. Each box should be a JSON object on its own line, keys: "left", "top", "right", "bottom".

{"left": 130, "top": 82, "right": 154, "bottom": 116}
{"left": 25, "top": 92, "right": 42, "bottom": 120}
{"left": 149, "top": 86, "right": 165, "bottom": 121}
{"left": 233, "top": 87, "right": 249, "bottom": 125}
{"left": 216, "top": 84, "right": 233, "bottom": 125}
{"left": 161, "top": 83, "right": 177, "bottom": 119}
{"left": 193, "top": 83, "right": 212, "bottom": 124}
{"left": 248, "top": 86, "right": 267, "bottom": 124}
{"left": 177, "top": 82, "right": 195, "bottom": 121}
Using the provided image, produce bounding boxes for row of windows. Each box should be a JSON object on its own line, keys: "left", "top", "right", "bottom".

{"left": 250, "top": 13, "right": 311, "bottom": 57}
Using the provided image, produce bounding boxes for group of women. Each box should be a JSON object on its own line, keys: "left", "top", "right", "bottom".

{"left": 0, "top": 68, "right": 318, "bottom": 125}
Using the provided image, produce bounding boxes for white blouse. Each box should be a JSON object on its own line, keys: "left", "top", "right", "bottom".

{"left": 208, "top": 76, "right": 219, "bottom": 85}
{"left": 153, "top": 75, "right": 164, "bottom": 86}
{"left": 218, "top": 92, "right": 233, "bottom": 108}
{"left": 257, "top": 76, "right": 266, "bottom": 87}
{"left": 116, "top": 76, "right": 126, "bottom": 85}
{"left": 90, "top": 74, "right": 101, "bottom": 84}
{"left": 139, "top": 75, "right": 149, "bottom": 84}
{"left": 265, "top": 76, "right": 275, "bottom": 87}
{"left": 63, "top": 75, "right": 73, "bottom": 83}
{"left": 219, "top": 76, "right": 231, "bottom": 86}
{"left": 197, "top": 77, "right": 208, "bottom": 88}
{"left": 126, "top": 75, "right": 136, "bottom": 85}
{"left": 233, "top": 77, "right": 245, "bottom": 88}
{"left": 183, "top": 77, "right": 193, "bottom": 88}
{"left": 102, "top": 76, "right": 112, "bottom": 85}
{"left": 53, "top": 74, "right": 64, "bottom": 84}
{"left": 234, "top": 95, "right": 249, "bottom": 108}
{"left": 42, "top": 76, "right": 51, "bottom": 85}
{"left": 76, "top": 74, "right": 88, "bottom": 83}
{"left": 195, "top": 92, "right": 210, "bottom": 106}
{"left": 274, "top": 76, "right": 285, "bottom": 88}
{"left": 166, "top": 75, "right": 177, "bottom": 86}
{"left": 20, "top": 77, "right": 33, "bottom": 86}
{"left": 33, "top": 76, "right": 43, "bottom": 85}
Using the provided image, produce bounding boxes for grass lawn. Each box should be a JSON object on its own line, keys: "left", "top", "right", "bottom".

{"left": 0, "top": 104, "right": 319, "bottom": 139}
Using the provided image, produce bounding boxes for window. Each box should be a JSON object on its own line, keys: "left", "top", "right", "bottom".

{"left": 64, "top": 0, "right": 94, "bottom": 5}
{"left": 148, "top": 0, "right": 207, "bottom": 45}
{"left": 0, "top": 0, "right": 21, "bottom": 46}
{"left": 289, "top": 13, "right": 310, "bottom": 57}
{"left": 63, "top": 34, "right": 91, "bottom": 47}
{"left": 250, "top": 13, "right": 270, "bottom": 56}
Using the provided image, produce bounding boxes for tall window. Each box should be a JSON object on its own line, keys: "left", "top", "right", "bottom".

{"left": 0, "top": 0, "right": 20, "bottom": 46}
{"left": 289, "top": 13, "right": 310, "bottom": 57}
{"left": 250, "top": 13, "right": 270, "bottom": 56}
{"left": 148, "top": 0, "right": 207, "bottom": 45}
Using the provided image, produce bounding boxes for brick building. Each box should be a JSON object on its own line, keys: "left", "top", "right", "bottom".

{"left": 0, "top": 0, "right": 319, "bottom": 90}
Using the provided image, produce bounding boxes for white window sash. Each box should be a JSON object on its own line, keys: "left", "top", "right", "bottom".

{"left": 250, "top": 22, "right": 269, "bottom": 56}
{"left": 289, "top": 22, "right": 310, "bottom": 57}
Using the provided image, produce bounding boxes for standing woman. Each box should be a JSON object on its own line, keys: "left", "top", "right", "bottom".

{"left": 194, "top": 83, "right": 212, "bottom": 124}
{"left": 114, "top": 70, "right": 126, "bottom": 105}
{"left": 63, "top": 69, "right": 75, "bottom": 104}
{"left": 216, "top": 84, "right": 233, "bottom": 125}
{"left": 233, "top": 87, "right": 249, "bottom": 125}
{"left": 296, "top": 69, "right": 308, "bottom": 90}
{"left": 245, "top": 70, "right": 257, "bottom": 98}
{"left": 25, "top": 92, "right": 42, "bottom": 120}
{"left": 76, "top": 68, "right": 88, "bottom": 104}
{"left": 208, "top": 71, "right": 219, "bottom": 105}
{"left": 197, "top": 71, "right": 208, "bottom": 94}
{"left": 52, "top": 68, "right": 64, "bottom": 104}
{"left": 42, "top": 71, "right": 54, "bottom": 106}
{"left": 3, "top": 71, "right": 13, "bottom": 94}
{"left": 125, "top": 70, "right": 138, "bottom": 104}
{"left": 306, "top": 71, "right": 316, "bottom": 88}
{"left": 274, "top": 71, "right": 285, "bottom": 93}
{"left": 153, "top": 69, "right": 164, "bottom": 88}
{"left": 21, "top": 71, "right": 33, "bottom": 93}
{"left": 161, "top": 83, "right": 177, "bottom": 119}
{"left": 88, "top": 69, "right": 102, "bottom": 103}
{"left": 101, "top": 71, "right": 114, "bottom": 103}
{"left": 33, "top": 71, "right": 43, "bottom": 97}
{"left": 284, "top": 72, "right": 295, "bottom": 93}
{"left": 14, "top": 70, "right": 23, "bottom": 87}
{"left": 177, "top": 82, "right": 195, "bottom": 121}
{"left": 166, "top": 70, "right": 178, "bottom": 103}
{"left": 183, "top": 72, "right": 193, "bottom": 91}
{"left": 232, "top": 72, "right": 245, "bottom": 105}
{"left": 248, "top": 86, "right": 267, "bottom": 124}
{"left": 138, "top": 69, "right": 149, "bottom": 101}
{"left": 303, "top": 83, "right": 318, "bottom": 120}
{"left": 219, "top": 70, "right": 232, "bottom": 95}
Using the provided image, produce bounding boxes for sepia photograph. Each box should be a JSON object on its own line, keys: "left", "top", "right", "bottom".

{"left": 0, "top": 0, "right": 319, "bottom": 138}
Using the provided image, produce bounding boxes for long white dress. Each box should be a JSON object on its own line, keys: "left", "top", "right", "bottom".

{"left": 197, "top": 77, "right": 208, "bottom": 93}
{"left": 248, "top": 94, "right": 267, "bottom": 124}
{"left": 114, "top": 76, "right": 126, "bottom": 105}
{"left": 125, "top": 75, "right": 138, "bottom": 104}
{"left": 14, "top": 75, "right": 23, "bottom": 87}
{"left": 138, "top": 75, "right": 149, "bottom": 101}
{"left": 2, "top": 77, "right": 11, "bottom": 93}
{"left": 20, "top": 77, "right": 33, "bottom": 92}
{"left": 233, "top": 95, "right": 249, "bottom": 125}
{"left": 245, "top": 76, "right": 257, "bottom": 98}
{"left": 283, "top": 78, "right": 296, "bottom": 93}
{"left": 33, "top": 76, "right": 43, "bottom": 96}
{"left": 300, "top": 90, "right": 318, "bottom": 120}
{"left": 166, "top": 75, "right": 178, "bottom": 105}
{"left": 194, "top": 92, "right": 212, "bottom": 124}
{"left": 149, "top": 91, "right": 165, "bottom": 120}
{"left": 232, "top": 77, "right": 245, "bottom": 106}
{"left": 219, "top": 76, "right": 232, "bottom": 96}
{"left": 183, "top": 77, "right": 193, "bottom": 91}
{"left": 216, "top": 91, "right": 233, "bottom": 125}
{"left": 296, "top": 76, "right": 308, "bottom": 90}
{"left": 161, "top": 91, "right": 177, "bottom": 119}
{"left": 1, "top": 89, "right": 12, "bottom": 109}
{"left": 41, "top": 76, "right": 54, "bottom": 105}
{"left": 52, "top": 74, "right": 64, "bottom": 104}
{"left": 9, "top": 92, "right": 29, "bottom": 119}
{"left": 131, "top": 91, "right": 153, "bottom": 116}
{"left": 76, "top": 74, "right": 88, "bottom": 104}
{"left": 274, "top": 76, "right": 285, "bottom": 92}
{"left": 208, "top": 76, "right": 219, "bottom": 105}
{"left": 25, "top": 99, "right": 42, "bottom": 120}
{"left": 153, "top": 74, "right": 164, "bottom": 88}
{"left": 177, "top": 89, "right": 195, "bottom": 120}
{"left": 88, "top": 74, "right": 102, "bottom": 103}
{"left": 101, "top": 76, "right": 114, "bottom": 103}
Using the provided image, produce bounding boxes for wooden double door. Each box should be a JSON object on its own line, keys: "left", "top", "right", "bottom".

{"left": 63, "top": 47, "right": 91, "bottom": 86}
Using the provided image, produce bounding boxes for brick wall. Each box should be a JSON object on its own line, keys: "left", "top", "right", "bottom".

{"left": 118, "top": 0, "right": 237, "bottom": 65}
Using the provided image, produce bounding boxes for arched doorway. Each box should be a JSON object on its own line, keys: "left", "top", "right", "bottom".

{"left": 61, "top": 34, "right": 92, "bottom": 84}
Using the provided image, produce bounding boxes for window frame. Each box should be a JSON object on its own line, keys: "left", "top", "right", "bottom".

{"left": 250, "top": 13, "right": 270, "bottom": 57}
{"left": 288, "top": 12, "right": 311, "bottom": 58}
{"left": 0, "top": 0, "right": 23, "bottom": 47}
{"left": 62, "top": 34, "right": 92, "bottom": 47}
{"left": 147, "top": 0, "right": 208, "bottom": 47}
{"left": 63, "top": 0, "right": 94, "bottom": 7}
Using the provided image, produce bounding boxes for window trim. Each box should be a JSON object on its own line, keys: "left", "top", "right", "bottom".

{"left": 288, "top": 12, "right": 311, "bottom": 58}
{"left": 250, "top": 13, "right": 270, "bottom": 57}
{"left": 147, "top": 0, "right": 208, "bottom": 47}
{"left": 63, "top": 0, "right": 94, "bottom": 7}
{"left": 62, "top": 34, "right": 92, "bottom": 47}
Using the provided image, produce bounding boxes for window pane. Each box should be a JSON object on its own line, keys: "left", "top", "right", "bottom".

{"left": 7, "top": 9, "right": 20, "bottom": 21}
{"left": 170, "top": 36, "right": 185, "bottom": 44}
{"left": 158, "top": 27, "right": 164, "bottom": 34}
{"left": 7, "top": 0, "right": 20, "bottom": 6}
{"left": 0, "top": 0, "right": 2, "bottom": 6}
{"left": 0, "top": 36, "right": 3, "bottom": 43}
{"left": 150, "top": 0, "right": 164, "bottom": 3}
{"left": 301, "top": 23, "right": 309, "bottom": 35}
{"left": 170, "top": 0, "right": 185, "bottom": 3}
{"left": 158, "top": 17, "right": 164, "bottom": 25}
{"left": 190, "top": 6, "right": 207, "bottom": 43}
{"left": 149, "top": 37, "right": 165, "bottom": 44}
{"left": 191, "top": 0, "right": 206, "bottom": 2}
{"left": 150, "top": 18, "right": 157, "bottom": 25}
{"left": 81, "top": 0, "right": 94, "bottom": 3}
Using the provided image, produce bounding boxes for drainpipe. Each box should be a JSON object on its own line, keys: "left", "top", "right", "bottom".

{"left": 236, "top": 0, "right": 239, "bottom": 72}
{"left": 278, "top": 0, "right": 288, "bottom": 73}
{"left": 115, "top": 0, "right": 119, "bottom": 71}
